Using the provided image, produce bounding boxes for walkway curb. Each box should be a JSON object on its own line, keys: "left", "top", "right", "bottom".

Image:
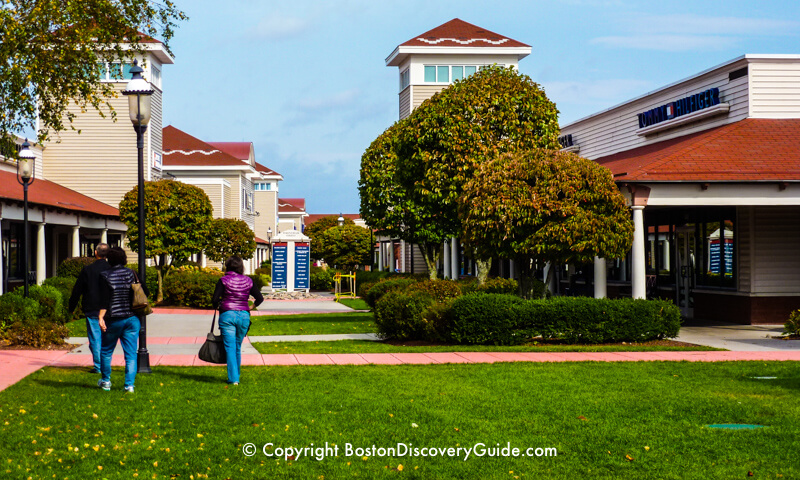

{"left": 3, "top": 350, "right": 800, "bottom": 392}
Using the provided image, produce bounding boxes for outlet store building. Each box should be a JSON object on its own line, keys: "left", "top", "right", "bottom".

{"left": 560, "top": 55, "right": 800, "bottom": 324}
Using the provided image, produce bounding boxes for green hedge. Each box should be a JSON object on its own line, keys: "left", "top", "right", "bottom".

{"left": 373, "top": 290, "right": 437, "bottom": 340}
{"left": 784, "top": 309, "right": 800, "bottom": 337}
{"left": 163, "top": 270, "right": 222, "bottom": 309}
{"left": 407, "top": 279, "right": 462, "bottom": 302}
{"left": 126, "top": 264, "right": 158, "bottom": 302}
{"left": 441, "top": 294, "right": 681, "bottom": 345}
{"left": 0, "top": 286, "right": 69, "bottom": 346}
{"left": 311, "top": 267, "right": 335, "bottom": 291}
{"left": 56, "top": 257, "right": 96, "bottom": 278}
{"left": 364, "top": 278, "right": 418, "bottom": 308}
{"left": 43, "top": 276, "right": 77, "bottom": 320}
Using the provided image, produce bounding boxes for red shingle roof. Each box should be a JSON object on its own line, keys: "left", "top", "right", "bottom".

{"left": 0, "top": 171, "right": 119, "bottom": 216}
{"left": 162, "top": 126, "right": 246, "bottom": 167}
{"left": 254, "top": 162, "right": 281, "bottom": 177}
{"left": 400, "top": 18, "right": 529, "bottom": 48}
{"left": 278, "top": 198, "right": 306, "bottom": 213}
{"left": 595, "top": 119, "right": 800, "bottom": 182}
{"left": 305, "top": 214, "right": 361, "bottom": 225}
{"left": 207, "top": 142, "right": 251, "bottom": 161}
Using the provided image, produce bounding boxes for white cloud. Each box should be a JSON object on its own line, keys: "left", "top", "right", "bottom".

{"left": 543, "top": 78, "right": 654, "bottom": 104}
{"left": 248, "top": 14, "right": 310, "bottom": 40}
{"left": 591, "top": 34, "right": 736, "bottom": 52}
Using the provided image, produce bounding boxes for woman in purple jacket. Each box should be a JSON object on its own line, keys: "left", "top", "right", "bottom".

{"left": 211, "top": 256, "right": 264, "bottom": 385}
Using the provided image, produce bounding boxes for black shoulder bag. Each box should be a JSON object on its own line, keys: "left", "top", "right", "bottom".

{"left": 198, "top": 310, "right": 227, "bottom": 364}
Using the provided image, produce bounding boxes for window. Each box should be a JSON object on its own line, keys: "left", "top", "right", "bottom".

{"left": 399, "top": 68, "right": 410, "bottom": 91}
{"left": 254, "top": 182, "right": 271, "bottom": 191}
{"left": 151, "top": 65, "right": 162, "bottom": 89}
{"left": 423, "top": 65, "right": 480, "bottom": 84}
{"left": 97, "top": 62, "right": 135, "bottom": 82}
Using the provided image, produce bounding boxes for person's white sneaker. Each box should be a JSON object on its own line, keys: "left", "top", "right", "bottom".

{"left": 124, "top": 386, "right": 135, "bottom": 393}
{"left": 97, "top": 380, "right": 111, "bottom": 391}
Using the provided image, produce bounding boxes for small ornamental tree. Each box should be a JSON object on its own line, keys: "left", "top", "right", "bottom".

{"left": 460, "top": 149, "right": 634, "bottom": 298}
{"left": 205, "top": 218, "right": 256, "bottom": 263}
{"left": 119, "top": 180, "right": 213, "bottom": 302}
{"left": 0, "top": 1, "right": 187, "bottom": 156}
{"left": 315, "top": 224, "right": 373, "bottom": 269}
{"left": 304, "top": 215, "right": 354, "bottom": 261}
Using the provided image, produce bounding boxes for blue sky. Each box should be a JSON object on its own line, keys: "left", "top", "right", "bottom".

{"left": 162, "top": 0, "right": 800, "bottom": 215}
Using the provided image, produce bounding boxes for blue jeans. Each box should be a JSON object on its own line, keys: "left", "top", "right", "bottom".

{"left": 219, "top": 310, "right": 250, "bottom": 383}
{"left": 100, "top": 315, "right": 140, "bottom": 388}
{"left": 86, "top": 316, "right": 102, "bottom": 371}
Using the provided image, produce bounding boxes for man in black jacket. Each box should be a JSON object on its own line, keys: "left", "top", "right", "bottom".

{"left": 68, "top": 243, "right": 111, "bottom": 373}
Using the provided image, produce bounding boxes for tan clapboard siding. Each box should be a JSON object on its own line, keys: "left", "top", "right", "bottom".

{"left": 191, "top": 184, "right": 223, "bottom": 218}
{"left": 561, "top": 69, "right": 750, "bottom": 160}
{"left": 751, "top": 206, "right": 800, "bottom": 294}
{"left": 399, "top": 87, "right": 411, "bottom": 119}
{"left": 737, "top": 207, "right": 753, "bottom": 293}
{"left": 223, "top": 184, "right": 233, "bottom": 219}
{"left": 412, "top": 85, "right": 446, "bottom": 110}
{"left": 749, "top": 62, "right": 800, "bottom": 118}
{"left": 42, "top": 83, "right": 145, "bottom": 209}
{"left": 254, "top": 190, "right": 277, "bottom": 240}
{"left": 241, "top": 176, "right": 256, "bottom": 229}
{"left": 149, "top": 88, "right": 163, "bottom": 180}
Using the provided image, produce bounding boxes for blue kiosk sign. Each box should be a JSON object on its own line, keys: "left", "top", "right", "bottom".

{"left": 294, "top": 242, "right": 310, "bottom": 289}
{"left": 271, "top": 242, "right": 288, "bottom": 289}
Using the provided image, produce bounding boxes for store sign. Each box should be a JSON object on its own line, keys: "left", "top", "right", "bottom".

{"left": 294, "top": 242, "right": 310, "bottom": 289}
{"left": 152, "top": 151, "right": 162, "bottom": 171}
{"left": 558, "top": 134, "right": 574, "bottom": 148}
{"left": 637, "top": 87, "right": 720, "bottom": 129}
{"left": 271, "top": 242, "right": 288, "bottom": 289}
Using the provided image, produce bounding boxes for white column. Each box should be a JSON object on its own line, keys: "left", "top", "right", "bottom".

{"left": 36, "top": 223, "right": 46, "bottom": 285}
{"left": 400, "top": 240, "right": 407, "bottom": 273}
{"left": 509, "top": 259, "right": 516, "bottom": 280}
{"left": 388, "top": 240, "right": 396, "bottom": 273}
{"left": 631, "top": 206, "right": 646, "bottom": 299}
{"left": 594, "top": 257, "right": 607, "bottom": 299}
{"left": 286, "top": 240, "right": 296, "bottom": 292}
{"left": 544, "top": 262, "right": 557, "bottom": 293}
{"left": 378, "top": 242, "right": 384, "bottom": 271}
{"left": 71, "top": 226, "right": 80, "bottom": 257}
{"left": 450, "top": 237, "right": 459, "bottom": 279}
{"left": 200, "top": 251, "right": 207, "bottom": 268}
{"left": 442, "top": 240, "right": 451, "bottom": 279}
{"left": 100, "top": 228, "right": 108, "bottom": 244}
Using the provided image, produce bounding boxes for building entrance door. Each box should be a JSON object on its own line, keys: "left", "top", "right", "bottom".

{"left": 674, "top": 226, "right": 695, "bottom": 317}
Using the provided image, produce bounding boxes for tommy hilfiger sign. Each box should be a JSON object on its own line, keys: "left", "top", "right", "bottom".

{"left": 637, "top": 87, "right": 721, "bottom": 129}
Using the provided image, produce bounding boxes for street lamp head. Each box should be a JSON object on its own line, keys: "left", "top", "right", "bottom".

{"left": 123, "top": 60, "right": 154, "bottom": 127}
{"left": 17, "top": 138, "right": 36, "bottom": 183}
{"left": 337, "top": 213, "right": 345, "bottom": 226}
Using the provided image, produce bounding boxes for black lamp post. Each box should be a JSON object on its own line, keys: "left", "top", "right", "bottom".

{"left": 267, "top": 227, "right": 272, "bottom": 262}
{"left": 123, "top": 60, "right": 154, "bottom": 374}
{"left": 16, "top": 139, "right": 36, "bottom": 298}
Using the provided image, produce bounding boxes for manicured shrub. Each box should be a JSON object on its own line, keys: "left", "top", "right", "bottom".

{"left": 516, "top": 297, "right": 681, "bottom": 344}
{"left": 445, "top": 293, "right": 526, "bottom": 345}
{"left": 43, "top": 276, "right": 78, "bottom": 319}
{"left": 19, "top": 285, "right": 65, "bottom": 323}
{"left": 310, "top": 266, "right": 335, "bottom": 291}
{"left": 248, "top": 274, "right": 265, "bottom": 291}
{"left": 374, "top": 290, "right": 436, "bottom": 340}
{"left": 163, "top": 269, "right": 222, "bottom": 309}
{"left": 364, "top": 278, "right": 418, "bottom": 308}
{"left": 0, "top": 292, "right": 68, "bottom": 347}
{"left": 457, "top": 278, "right": 479, "bottom": 295}
{"left": 407, "top": 279, "right": 462, "bottom": 302}
{"left": 784, "top": 309, "right": 800, "bottom": 337}
{"left": 476, "top": 277, "right": 518, "bottom": 295}
{"left": 56, "top": 257, "right": 96, "bottom": 278}
{"left": 254, "top": 268, "right": 270, "bottom": 276}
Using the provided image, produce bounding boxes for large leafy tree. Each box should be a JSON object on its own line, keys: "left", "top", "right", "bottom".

{"left": 205, "top": 218, "right": 256, "bottom": 263}
{"left": 304, "top": 215, "right": 354, "bottom": 261}
{"left": 460, "top": 149, "right": 634, "bottom": 298}
{"left": 119, "top": 180, "right": 213, "bottom": 302}
{"left": 315, "top": 225, "right": 373, "bottom": 270}
{"left": 359, "top": 66, "right": 560, "bottom": 281}
{"left": 0, "top": 0, "right": 186, "bottom": 155}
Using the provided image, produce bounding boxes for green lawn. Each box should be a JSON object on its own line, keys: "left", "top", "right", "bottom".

{"left": 1, "top": 362, "right": 798, "bottom": 479}
{"left": 248, "top": 312, "right": 375, "bottom": 335}
{"left": 336, "top": 298, "right": 370, "bottom": 311}
{"left": 66, "top": 318, "right": 87, "bottom": 337}
{"left": 252, "top": 340, "right": 721, "bottom": 354}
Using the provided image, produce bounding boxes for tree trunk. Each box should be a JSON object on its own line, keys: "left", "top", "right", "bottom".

{"left": 421, "top": 243, "right": 440, "bottom": 280}
{"left": 156, "top": 267, "right": 164, "bottom": 304}
{"left": 516, "top": 257, "right": 538, "bottom": 299}
{"left": 543, "top": 262, "right": 555, "bottom": 299}
{"left": 475, "top": 258, "right": 491, "bottom": 285}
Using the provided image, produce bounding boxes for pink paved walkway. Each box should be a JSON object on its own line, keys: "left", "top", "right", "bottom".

{"left": 152, "top": 308, "right": 338, "bottom": 316}
{"left": 2, "top": 350, "right": 800, "bottom": 391}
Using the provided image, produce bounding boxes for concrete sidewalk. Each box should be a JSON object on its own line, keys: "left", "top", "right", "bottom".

{"left": 677, "top": 323, "right": 796, "bottom": 351}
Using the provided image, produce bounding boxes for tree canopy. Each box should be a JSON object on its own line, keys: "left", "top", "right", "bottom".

{"left": 304, "top": 215, "right": 355, "bottom": 261}
{"left": 119, "top": 180, "right": 212, "bottom": 301}
{"left": 460, "top": 149, "right": 634, "bottom": 297}
{"left": 359, "top": 66, "right": 561, "bottom": 279}
{"left": 0, "top": 0, "right": 186, "bottom": 156}
{"left": 205, "top": 218, "right": 256, "bottom": 263}
{"left": 315, "top": 224, "right": 373, "bottom": 269}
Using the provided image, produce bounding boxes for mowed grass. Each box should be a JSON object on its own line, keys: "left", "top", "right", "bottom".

{"left": 2, "top": 362, "right": 799, "bottom": 479}
{"left": 248, "top": 312, "right": 375, "bottom": 335}
{"left": 65, "top": 319, "right": 88, "bottom": 337}
{"left": 336, "top": 298, "right": 371, "bottom": 311}
{"left": 252, "top": 340, "right": 721, "bottom": 354}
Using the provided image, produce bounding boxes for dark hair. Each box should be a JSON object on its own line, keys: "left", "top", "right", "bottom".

{"left": 106, "top": 246, "right": 127, "bottom": 267}
{"left": 95, "top": 243, "right": 110, "bottom": 259}
{"left": 225, "top": 256, "right": 244, "bottom": 274}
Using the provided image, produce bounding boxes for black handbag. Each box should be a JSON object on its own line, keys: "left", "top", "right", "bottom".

{"left": 198, "top": 311, "right": 227, "bottom": 364}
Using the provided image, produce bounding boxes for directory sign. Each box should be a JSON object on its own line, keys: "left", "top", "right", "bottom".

{"left": 272, "top": 242, "right": 288, "bottom": 289}
{"left": 294, "top": 242, "right": 310, "bottom": 289}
